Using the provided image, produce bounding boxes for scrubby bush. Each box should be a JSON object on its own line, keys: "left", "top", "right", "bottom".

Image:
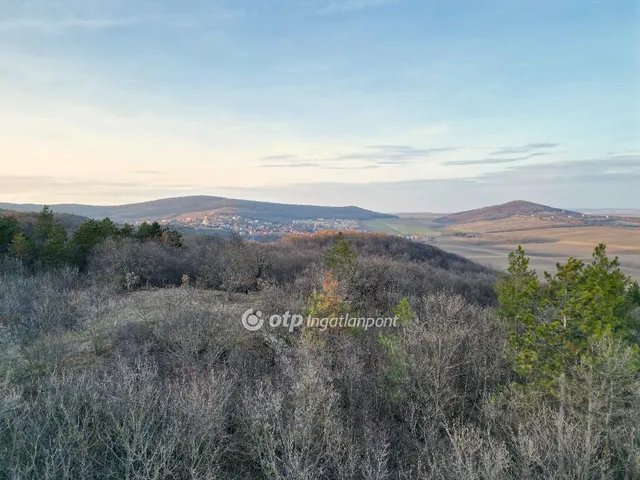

{"left": 88, "top": 238, "right": 190, "bottom": 290}
{"left": 0, "top": 266, "right": 82, "bottom": 342}
{"left": 1, "top": 233, "right": 638, "bottom": 479}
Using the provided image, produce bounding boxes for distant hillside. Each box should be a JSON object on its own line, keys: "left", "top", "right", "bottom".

{"left": 434, "top": 200, "right": 582, "bottom": 225}
{"left": 0, "top": 208, "right": 88, "bottom": 235}
{"left": 0, "top": 196, "right": 396, "bottom": 223}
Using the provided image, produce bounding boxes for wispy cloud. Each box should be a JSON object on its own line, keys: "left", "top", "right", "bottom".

{"left": 476, "top": 156, "right": 640, "bottom": 186}
{"left": 490, "top": 142, "right": 560, "bottom": 156}
{"left": 0, "top": 2, "right": 242, "bottom": 34}
{"left": 233, "top": 157, "right": 640, "bottom": 213}
{"left": 320, "top": 164, "right": 380, "bottom": 170}
{"left": 260, "top": 162, "right": 320, "bottom": 168}
{"left": 333, "top": 146, "right": 446, "bottom": 164}
{"left": 0, "top": 175, "right": 193, "bottom": 200}
{"left": 0, "top": 17, "right": 142, "bottom": 34}
{"left": 259, "top": 154, "right": 301, "bottom": 162}
{"left": 258, "top": 145, "right": 459, "bottom": 169}
{"left": 258, "top": 160, "right": 378, "bottom": 170}
{"left": 441, "top": 152, "right": 550, "bottom": 166}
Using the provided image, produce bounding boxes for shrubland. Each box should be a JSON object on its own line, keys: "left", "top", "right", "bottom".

{"left": 0, "top": 209, "right": 639, "bottom": 479}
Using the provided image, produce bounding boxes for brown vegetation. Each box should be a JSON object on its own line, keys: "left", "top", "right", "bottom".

{"left": 0, "top": 232, "right": 638, "bottom": 479}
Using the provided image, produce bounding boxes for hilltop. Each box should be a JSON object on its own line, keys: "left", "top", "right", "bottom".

{"left": 0, "top": 196, "right": 396, "bottom": 223}
{"left": 434, "top": 200, "right": 582, "bottom": 225}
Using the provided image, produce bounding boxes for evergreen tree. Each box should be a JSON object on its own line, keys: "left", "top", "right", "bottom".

{"left": 497, "top": 244, "right": 640, "bottom": 389}
{"left": 0, "top": 215, "right": 21, "bottom": 254}
{"left": 136, "top": 221, "right": 163, "bottom": 242}
{"left": 41, "top": 223, "right": 70, "bottom": 267}
{"left": 9, "top": 231, "right": 32, "bottom": 262}
{"left": 162, "top": 229, "right": 183, "bottom": 248}
{"left": 69, "top": 218, "right": 120, "bottom": 268}
{"left": 119, "top": 223, "right": 136, "bottom": 238}
{"left": 325, "top": 232, "right": 357, "bottom": 280}
{"left": 34, "top": 205, "right": 55, "bottom": 248}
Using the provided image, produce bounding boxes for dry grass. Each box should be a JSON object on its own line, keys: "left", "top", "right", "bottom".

{"left": 484, "top": 226, "right": 640, "bottom": 251}
{"left": 447, "top": 217, "right": 574, "bottom": 234}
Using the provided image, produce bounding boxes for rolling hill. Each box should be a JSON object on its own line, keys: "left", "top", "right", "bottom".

{"left": 0, "top": 196, "right": 396, "bottom": 223}
{"left": 434, "top": 200, "right": 582, "bottom": 225}
{"left": 0, "top": 208, "right": 88, "bottom": 235}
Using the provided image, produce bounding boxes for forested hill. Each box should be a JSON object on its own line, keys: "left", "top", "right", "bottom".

{"left": 0, "top": 196, "right": 396, "bottom": 223}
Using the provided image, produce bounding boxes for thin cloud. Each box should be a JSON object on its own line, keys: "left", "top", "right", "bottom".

{"left": 259, "top": 154, "right": 301, "bottom": 162}
{"left": 256, "top": 145, "right": 458, "bottom": 168}
{"left": 528, "top": 142, "right": 560, "bottom": 149}
{"left": 259, "top": 162, "right": 320, "bottom": 168}
{"left": 442, "top": 152, "right": 550, "bottom": 166}
{"left": 0, "top": 17, "right": 142, "bottom": 33}
{"left": 0, "top": 5, "right": 242, "bottom": 34}
{"left": 490, "top": 142, "right": 560, "bottom": 156}
{"left": 477, "top": 157, "right": 640, "bottom": 185}
{"left": 259, "top": 162, "right": 379, "bottom": 170}
{"left": 232, "top": 158, "right": 640, "bottom": 213}
{"left": 333, "top": 145, "right": 459, "bottom": 165}
{"left": 321, "top": 164, "right": 380, "bottom": 170}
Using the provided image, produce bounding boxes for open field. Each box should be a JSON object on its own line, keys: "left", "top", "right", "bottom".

{"left": 393, "top": 212, "right": 443, "bottom": 220}
{"left": 448, "top": 226, "right": 640, "bottom": 252}
{"left": 441, "top": 216, "right": 581, "bottom": 233}
{"left": 436, "top": 240, "right": 640, "bottom": 280}
{"left": 361, "top": 218, "right": 441, "bottom": 236}
{"left": 377, "top": 212, "right": 640, "bottom": 280}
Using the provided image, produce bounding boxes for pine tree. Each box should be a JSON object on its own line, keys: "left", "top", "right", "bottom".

{"left": 69, "top": 218, "right": 120, "bottom": 268}
{"left": 496, "top": 244, "right": 640, "bottom": 389}
{"left": 162, "top": 229, "right": 183, "bottom": 248}
{"left": 136, "top": 221, "right": 164, "bottom": 242}
{"left": 0, "top": 215, "right": 21, "bottom": 254}
{"left": 325, "top": 232, "right": 357, "bottom": 280}
{"left": 41, "top": 224, "right": 69, "bottom": 267}
{"left": 34, "top": 206, "right": 55, "bottom": 248}
{"left": 9, "top": 231, "right": 32, "bottom": 262}
{"left": 119, "top": 223, "right": 135, "bottom": 238}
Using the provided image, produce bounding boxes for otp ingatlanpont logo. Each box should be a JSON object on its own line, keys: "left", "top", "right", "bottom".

{"left": 241, "top": 309, "right": 264, "bottom": 331}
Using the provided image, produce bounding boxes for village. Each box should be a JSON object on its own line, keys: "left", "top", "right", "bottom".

{"left": 152, "top": 214, "right": 367, "bottom": 237}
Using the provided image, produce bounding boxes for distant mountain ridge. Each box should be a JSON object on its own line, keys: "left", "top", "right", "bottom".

{"left": 0, "top": 196, "right": 396, "bottom": 223}
{"left": 434, "top": 200, "right": 582, "bottom": 225}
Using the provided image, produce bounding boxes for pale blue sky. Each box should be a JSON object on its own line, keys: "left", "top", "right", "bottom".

{"left": 0, "top": 0, "right": 638, "bottom": 211}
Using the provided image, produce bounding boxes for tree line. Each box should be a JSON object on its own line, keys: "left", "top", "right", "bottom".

{"left": 0, "top": 206, "right": 183, "bottom": 270}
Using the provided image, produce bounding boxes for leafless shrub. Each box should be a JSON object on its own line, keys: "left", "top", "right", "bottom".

{"left": 0, "top": 266, "right": 82, "bottom": 342}
{"left": 241, "top": 344, "right": 348, "bottom": 480}
{"left": 88, "top": 238, "right": 189, "bottom": 291}
{"left": 1, "top": 359, "right": 234, "bottom": 479}
{"left": 2, "top": 234, "right": 638, "bottom": 479}
{"left": 433, "top": 422, "right": 512, "bottom": 480}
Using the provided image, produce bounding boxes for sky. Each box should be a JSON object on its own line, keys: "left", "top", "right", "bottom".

{"left": 0, "top": 0, "right": 638, "bottom": 212}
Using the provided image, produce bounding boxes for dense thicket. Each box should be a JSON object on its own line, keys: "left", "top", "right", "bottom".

{"left": 0, "top": 206, "right": 182, "bottom": 271}
{"left": 1, "top": 211, "right": 639, "bottom": 479}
